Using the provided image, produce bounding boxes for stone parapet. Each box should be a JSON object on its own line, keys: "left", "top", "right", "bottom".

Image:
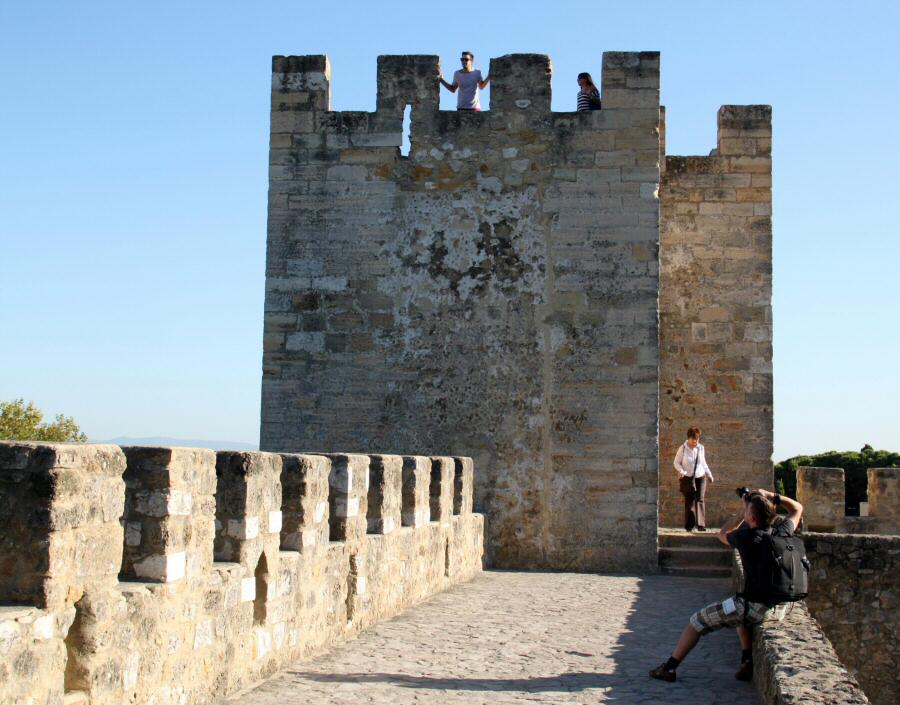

{"left": 796, "top": 466, "right": 845, "bottom": 531}
{"left": 0, "top": 441, "right": 484, "bottom": 705}
{"left": 731, "top": 549, "right": 870, "bottom": 705}
{"left": 803, "top": 532, "right": 900, "bottom": 705}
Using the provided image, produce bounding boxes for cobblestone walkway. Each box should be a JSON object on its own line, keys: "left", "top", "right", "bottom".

{"left": 231, "top": 571, "right": 758, "bottom": 705}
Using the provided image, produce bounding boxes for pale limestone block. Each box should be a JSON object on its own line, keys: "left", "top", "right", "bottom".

{"left": 0, "top": 620, "right": 20, "bottom": 654}
{"left": 241, "top": 577, "right": 256, "bottom": 603}
{"left": 301, "top": 529, "right": 317, "bottom": 548}
{"left": 124, "top": 652, "right": 141, "bottom": 689}
{"left": 255, "top": 628, "right": 272, "bottom": 660}
{"left": 133, "top": 552, "right": 186, "bottom": 582}
{"left": 268, "top": 510, "right": 283, "bottom": 534}
{"left": 227, "top": 517, "right": 260, "bottom": 540}
{"left": 274, "top": 621, "right": 286, "bottom": 649}
{"left": 32, "top": 614, "right": 54, "bottom": 640}
{"left": 193, "top": 619, "right": 213, "bottom": 650}
{"left": 167, "top": 490, "right": 192, "bottom": 516}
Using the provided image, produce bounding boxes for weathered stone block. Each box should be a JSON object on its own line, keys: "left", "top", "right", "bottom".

{"left": 0, "top": 443, "right": 125, "bottom": 610}
{"left": 488, "top": 54, "right": 552, "bottom": 112}
{"left": 279, "top": 453, "right": 330, "bottom": 552}
{"left": 213, "top": 452, "right": 282, "bottom": 568}
{"left": 429, "top": 457, "right": 455, "bottom": 527}
{"left": 867, "top": 467, "right": 900, "bottom": 534}
{"left": 797, "top": 467, "right": 845, "bottom": 531}
{"left": 366, "top": 455, "right": 402, "bottom": 534}
{"left": 324, "top": 453, "right": 369, "bottom": 544}
{"left": 120, "top": 447, "right": 216, "bottom": 582}
{"left": 401, "top": 456, "right": 430, "bottom": 527}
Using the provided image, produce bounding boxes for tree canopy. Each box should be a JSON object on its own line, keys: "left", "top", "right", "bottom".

{"left": 775, "top": 446, "right": 900, "bottom": 514}
{"left": 0, "top": 399, "right": 87, "bottom": 443}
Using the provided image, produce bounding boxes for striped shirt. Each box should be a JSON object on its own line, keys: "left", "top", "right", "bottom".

{"left": 577, "top": 89, "right": 600, "bottom": 112}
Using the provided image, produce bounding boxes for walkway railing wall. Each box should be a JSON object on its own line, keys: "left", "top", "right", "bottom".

{"left": 731, "top": 550, "right": 870, "bottom": 705}
{"left": 0, "top": 442, "right": 484, "bottom": 705}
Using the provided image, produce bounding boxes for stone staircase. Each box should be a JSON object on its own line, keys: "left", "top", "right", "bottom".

{"left": 658, "top": 528, "right": 734, "bottom": 578}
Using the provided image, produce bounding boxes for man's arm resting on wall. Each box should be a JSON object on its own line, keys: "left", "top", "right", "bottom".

{"left": 439, "top": 74, "right": 458, "bottom": 92}
{"left": 717, "top": 512, "right": 744, "bottom": 547}
{"left": 478, "top": 74, "right": 490, "bottom": 89}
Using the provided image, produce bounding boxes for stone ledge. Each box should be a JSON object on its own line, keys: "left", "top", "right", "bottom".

{"left": 753, "top": 602, "right": 869, "bottom": 705}
{"left": 731, "top": 549, "right": 870, "bottom": 705}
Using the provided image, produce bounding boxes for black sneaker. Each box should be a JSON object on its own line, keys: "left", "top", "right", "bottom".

{"left": 649, "top": 664, "right": 676, "bottom": 682}
{"left": 697, "top": 526, "right": 706, "bottom": 532}
{"left": 735, "top": 660, "right": 753, "bottom": 681}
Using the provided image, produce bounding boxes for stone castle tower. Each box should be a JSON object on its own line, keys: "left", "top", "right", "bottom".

{"left": 260, "top": 52, "right": 772, "bottom": 572}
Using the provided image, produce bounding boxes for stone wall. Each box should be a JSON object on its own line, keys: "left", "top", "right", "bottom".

{"left": 659, "top": 105, "right": 773, "bottom": 527}
{"left": 731, "top": 550, "right": 870, "bottom": 705}
{"left": 260, "top": 52, "right": 661, "bottom": 572}
{"left": 0, "top": 442, "right": 483, "bottom": 705}
{"left": 804, "top": 532, "right": 900, "bottom": 705}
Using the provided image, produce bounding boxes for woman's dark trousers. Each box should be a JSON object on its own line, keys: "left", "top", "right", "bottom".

{"left": 692, "top": 477, "right": 707, "bottom": 529}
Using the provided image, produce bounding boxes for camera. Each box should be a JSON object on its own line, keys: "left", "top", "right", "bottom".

{"left": 735, "top": 486, "right": 752, "bottom": 500}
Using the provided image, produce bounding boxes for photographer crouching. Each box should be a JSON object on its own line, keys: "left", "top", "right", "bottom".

{"left": 650, "top": 486, "right": 808, "bottom": 683}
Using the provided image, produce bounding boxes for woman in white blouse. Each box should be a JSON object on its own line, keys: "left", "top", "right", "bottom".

{"left": 673, "top": 427, "right": 714, "bottom": 531}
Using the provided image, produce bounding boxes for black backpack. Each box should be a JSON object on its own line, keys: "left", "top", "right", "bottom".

{"left": 744, "top": 524, "right": 810, "bottom": 605}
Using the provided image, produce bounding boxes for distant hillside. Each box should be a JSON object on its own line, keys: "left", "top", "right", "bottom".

{"left": 102, "top": 436, "right": 258, "bottom": 451}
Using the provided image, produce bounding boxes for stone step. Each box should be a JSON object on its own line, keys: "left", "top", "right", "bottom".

{"left": 63, "top": 692, "right": 89, "bottom": 705}
{"left": 659, "top": 565, "right": 733, "bottom": 579}
{"left": 658, "top": 546, "right": 733, "bottom": 568}
{"left": 658, "top": 530, "right": 725, "bottom": 549}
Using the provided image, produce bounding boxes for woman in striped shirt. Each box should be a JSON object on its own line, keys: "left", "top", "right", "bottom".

{"left": 576, "top": 72, "right": 601, "bottom": 111}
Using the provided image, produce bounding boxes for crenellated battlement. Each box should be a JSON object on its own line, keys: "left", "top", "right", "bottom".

{"left": 272, "top": 51, "right": 658, "bottom": 118}
{"left": 0, "top": 441, "right": 483, "bottom": 705}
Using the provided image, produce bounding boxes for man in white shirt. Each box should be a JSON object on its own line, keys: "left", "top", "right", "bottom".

{"left": 673, "top": 426, "right": 714, "bottom": 531}
{"left": 439, "top": 51, "right": 490, "bottom": 111}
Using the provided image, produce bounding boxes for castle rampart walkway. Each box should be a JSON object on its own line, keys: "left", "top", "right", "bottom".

{"left": 230, "top": 571, "right": 758, "bottom": 705}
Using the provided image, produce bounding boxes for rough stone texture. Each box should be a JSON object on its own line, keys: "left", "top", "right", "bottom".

{"left": 229, "top": 572, "right": 759, "bottom": 705}
{"left": 796, "top": 466, "right": 845, "bottom": 531}
{"left": 260, "top": 52, "right": 662, "bottom": 572}
{"left": 0, "top": 441, "right": 483, "bottom": 705}
{"left": 659, "top": 105, "right": 773, "bottom": 527}
{"left": 366, "top": 455, "right": 402, "bottom": 535}
{"left": 0, "top": 605, "right": 74, "bottom": 705}
{"left": 0, "top": 443, "right": 126, "bottom": 611}
{"left": 803, "top": 532, "right": 900, "bottom": 705}
{"left": 867, "top": 468, "right": 900, "bottom": 534}
{"left": 121, "top": 446, "right": 217, "bottom": 582}
{"left": 731, "top": 548, "right": 870, "bottom": 705}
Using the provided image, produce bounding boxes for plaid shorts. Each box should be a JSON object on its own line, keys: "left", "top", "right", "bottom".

{"left": 689, "top": 595, "right": 788, "bottom": 635}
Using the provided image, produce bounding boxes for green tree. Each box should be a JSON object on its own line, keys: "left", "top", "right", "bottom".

{"left": 0, "top": 399, "right": 87, "bottom": 443}
{"left": 775, "top": 445, "right": 900, "bottom": 514}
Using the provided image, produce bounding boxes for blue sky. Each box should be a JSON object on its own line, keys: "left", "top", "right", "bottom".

{"left": 1, "top": 1, "right": 897, "bottom": 460}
